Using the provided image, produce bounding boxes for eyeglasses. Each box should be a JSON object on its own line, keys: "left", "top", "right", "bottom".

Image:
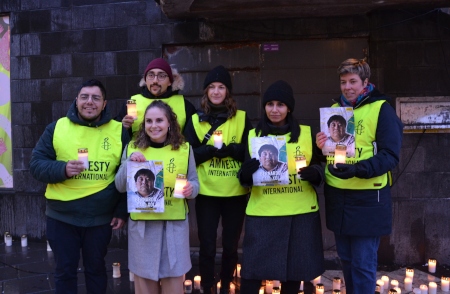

{"left": 78, "top": 94, "right": 103, "bottom": 103}
{"left": 146, "top": 73, "right": 168, "bottom": 81}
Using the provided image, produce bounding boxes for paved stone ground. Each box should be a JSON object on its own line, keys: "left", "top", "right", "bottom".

{"left": 1, "top": 241, "right": 449, "bottom": 293}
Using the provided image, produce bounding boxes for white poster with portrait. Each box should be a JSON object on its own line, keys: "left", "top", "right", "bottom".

{"left": 126, "top": 160, "right": 164, "bottom": 213}
{"left": 320, "top": 107, "right": 355, "bottom": 157}
{"left": 250, "top": 136, "right": 289, "bottom": 186}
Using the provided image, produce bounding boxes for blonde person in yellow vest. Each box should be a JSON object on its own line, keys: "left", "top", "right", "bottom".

{"left": 117, "top": 58, "right": 196, "bottom": 136}
{"left": 184, "top": 65, "right": 253, "bottom": 294}
{"left": 237, "top": 80, "right": 325, "bottom": 294}
{"left": 115, "top": 100, "right": 199, "bottom": 294}
{"left": 30, "top": 79, "right": 130, "bottom": 293}
{"left": 315, "top": 58, "right": 403, "bottom": 294}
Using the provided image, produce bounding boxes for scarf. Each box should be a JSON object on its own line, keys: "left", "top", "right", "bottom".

{"left": 340, "top": 83, "right": 375, "bottom": 107}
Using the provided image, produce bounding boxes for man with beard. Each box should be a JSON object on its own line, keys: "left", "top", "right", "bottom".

{"left": 116, "top": 58, "right": 196, "bottom": 135}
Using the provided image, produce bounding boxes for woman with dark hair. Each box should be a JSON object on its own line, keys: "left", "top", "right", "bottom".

{"left": 238, "top": 80, "right": 325, "bottom": 294}
{"left": 115, "top": 100, "right": 199, "bottom": 294}
{"left": 184, "top": 65, "right": 252, "bottom": 294}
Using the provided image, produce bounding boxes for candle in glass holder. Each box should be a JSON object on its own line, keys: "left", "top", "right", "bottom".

{"left": 4, "top": 231, "right": 9, "bottom": 243}
{"left": 184, "top": 280, "right": 193, "bottom": 294}
{"left": 230, "top": 283, "right": 235, "bottom": 294}
{"left": 334, "top": 144, "right": 347, "bottom": 168}
{"left": 420, "top": 284, "right": 428, "bottom": 294}
{"left": 391, "top": 280, "right": 399, "bottom": 288}
{"left": 442, "top": 276, "right": 450, "bottom": 292}
{"left": 428, "top": 259, "right": 437, "bottom": 273}
{"left": 216, "top": 281, "right": 221, "bottom": 294}
{"left": 236, "top": 264, "right": 241, "bottom": 278}
{"left": 394, "top": 287, "right": 402, "bottom": 294}
{"left": 406, "top": 267, "right": 415, "bottom": 280}
{"left": 112, "top": 262, "right": 121, "bottom": 278}
{"left": 272, "top": 287, "right": 280, "bottom": 294}
{"left": 429, "top": 282, "right": 437, "bottom": 294}
{"left": 405, "top": 277, "right": 413, "bottom": 291}
{"left": 78, "top": 148, "right": 89, "bottom": 169}
{"left": 5, "top": 234, "right": 12, "bottom": 246}
{"left": 213, "top": 130, "right": 223, "bottom": 149}
{"left": 194, "top": 276, "right": 201, "bottom": 290}
{"left": 333, "top": 290, "right": 341, "bottom": 294}
{"left": 316, "top": 283, "right": 324, "bottom": 294}
{"left": 388, "top": 289, "right": 398, "bottom": 294}
{"left": 173, "top": 174, "right": 187, "bottom": 198}
{"left": 129, "top": 271, "right": 134, "bottom": 282}
{"left": 382, "top": 275, "right": 390, "bottom": 287}
{"left": 300, "top": 281, "right": 304, "bottom": 290}
{"left": 266, "top": 280, "right": 273, "bottom": 293}
{"left": 126, "top": 100, "right": 137, "bottom": 119}
{"left": 377, "top": 279, "right": 385, "bottom": 293}
{"left": 313, "top": 276, "right": 321, "bottom": 286}
{"left": 259, "top": 287, "right": 264, "bottom": 294}
{"left": 333, "top": 277, "right": 341, "bottom": 290}
{"left": 21, "top": 234, "right": 27, "bottom": 247}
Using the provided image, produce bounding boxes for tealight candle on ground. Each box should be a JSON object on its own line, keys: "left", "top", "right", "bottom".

{"left": 194, "top": 276, "right": 201, "bottom": 290}
{"left": 391, "top": 280, "right": 399, "bottom": 288}
{"left": 5, "top": 234, "right": 12, "bottom": 246}
{"left": 429, "top": 282, "right": 437, "bottom": 294}
{"left": 21, "top": 234, "right": 27, "bottom": 247}
{"left": 406, "top": 267, "right": 415, "bottom": 280}
{"left": 184, "top": 280, "right": 192, "bottom": 294}
{"left": 4, "top": 231, "right": 9, "bottom": 243}
{"left": 394, "top": 287, "right": 402, "bottom": 294}
{"left": 442, "top": 276, "right": 450, "bottom": 292}
{"left": 420, "top": 284, "right": 428, "bottom": 294}
{"left": 428, "top": 259, "right": 436, "bottom": 273}
{"left": 112, "top": 262, "right": 121, "bottom": 278}
{"left": 382, "top": 275, "right": 390, "bottom": 287}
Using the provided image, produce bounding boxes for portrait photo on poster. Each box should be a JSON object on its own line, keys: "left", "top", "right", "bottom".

{"left": 250, "top": 136, "right": 289, "bottom": 186}
{"left": 320, "top": 107, "right": 356, "bottom": 157}
{"left": 126, "top": 160, "right": 164, "bottom": 213}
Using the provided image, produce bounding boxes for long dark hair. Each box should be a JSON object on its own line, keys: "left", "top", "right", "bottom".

{"left": 133, "top": 100, "right": 185, "bottom": 150}
{"left": 200, "top": 86, "right": 237, "bottom": 118}
{"left": 254, "top": 109, "right": 300, "bottom": 143}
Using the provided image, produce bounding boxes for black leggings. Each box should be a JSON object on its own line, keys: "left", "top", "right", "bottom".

{"left": 240, "top": 278, "right": 301, "bottom": 294}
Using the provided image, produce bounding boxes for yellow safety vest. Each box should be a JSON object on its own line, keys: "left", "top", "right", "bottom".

{"left": 246, "top": 126, "right": 319, "bottom": 216}
{"left": 130, "top": 94, "right": 186, "bottom": 135}
{"left": 46, "top": 118, "right": 123, "bottom": 201}
{"left": 325, "top": 100, "right": 388, "bottom": 189}
{"left": 192, "top": 110, "right": 248, "bottom": 197}
{"left": 127, "top": 142, "right": 190, "bottom": 220}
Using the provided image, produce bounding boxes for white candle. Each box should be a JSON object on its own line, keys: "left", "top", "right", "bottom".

{"left": 420, "top": 284, "right": 428, "bottom": 294}
{"left": 300, "top": 281, "right": 304, "bottom": 290}
{"left": 126, "top": 100, "right": 137, "bottom": 119}
{"left": 194, "top": 276, "right": 201, "bottom": 290}
{"left": 333, "top": 277, "right": 341, "bottom": 290}
{"left": 377, "top": 279, "right": 385, "bottom": 292}
{"left": 173, "top": 174, "right": 187, "bottom": 198}
{"left": 382, "top": 275, "right": 390, "bottom": 287}
{"left": 21, "top": 235, "right": 27, "bottom": 247}
{"left": 236, "top": 264, "right": 241, "bottom": 278}
{"left": 4, "top": 231, "right": 9, "bottom": 243}
{"left": 266, "top": 280, "right": 273, "bottom": 293}
{"left": 78, "top": 148, "right": 89, "bottom": 169}
{"left": 394, "top": 287, "right": 402, "bottom": 294}
{"left": 295, "top": 155, "right": 307, "bottom": 174}
{"left": 259, "top": 287, "right": 264, "bottom": 294}
{"left": 428, "top": 259, "right": 436, "bottom": 273}
{"left": 316, "top": 283, "right": 324, "bottom": 294}
{"left": 390, "top": 280, "right": 399, "bottom": 288}
{"left": 112, "top": 262, "right": 121, "bottom": 278}
{"left": 47, "top": 240, "right": 52, "bottom": 251}
{"left": 216, "top": 281, "right": 221, "bottom": 294}
{"left": 428, "top": 282, "right": 437, "bottom": 294}
{"left": 230, "top": 283, "right": 235, "bottom": 294}
{"left": 334, "top": 144, "right": 347, "bottom": 167}
{"left": 213, "top": 130, "right": 223, "bottom": 149}
{"left": 333, "top": 290, "right": 341, "bottom": 294}
{"left": 406, "top": 267, "right": 415, "bottom": 280}
{"left": 5, "top": 234, "right": 12, "bottom": 246}
{"left": 272, "top": 286, "right": 280, "bottom": 294}
{"left": 273, "top": 280, "right": 280, "bottom": 287}
{"left": 388, "top": 289, "right": 398, "bottom": 293}
{"left": 129, "top": 271, "right": 134, "bottom": 282}
{"left": 442, "top": 276, "right": 450, "bottom": 292}
{"left": 312, "top": 276, "right": 321, "bottom": 286}
{"left": 184, "top": 280, "right": 193, "bottom": 294}
{"left": 405, "top": 277, "right": 413, "bottom": 291}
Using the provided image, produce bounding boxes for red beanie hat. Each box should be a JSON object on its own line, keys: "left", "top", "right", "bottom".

{"left": 143, "top": 58, "right": 174, "bottom": 83}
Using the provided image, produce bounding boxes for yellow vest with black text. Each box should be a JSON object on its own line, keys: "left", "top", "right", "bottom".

{"left": 130, "top": 94, "right": 186, "bottom": 135}
{"left": 325, "top": 100, "right": 388, "bottom": 189}
{"left": 192, "top": 110, "right": 248, "bottom": 197}
{"left": 46, "top": 118, "right": 123, "bottom": 201}
{"left": 246, "top": 126, "right": 319, "bottom": 216}
{"left": 127, "top": 143, "right": 190, "bottom": 221}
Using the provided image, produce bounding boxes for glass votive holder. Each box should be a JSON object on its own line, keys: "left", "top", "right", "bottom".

{"left": 112, "top": 262, "right": 121, "bottom": 278}
{"left": 21, "top": 234, "right": 27, "bottom": 247}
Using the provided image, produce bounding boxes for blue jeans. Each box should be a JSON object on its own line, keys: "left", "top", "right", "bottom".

{"left": 47, "top": 217, "right": 112, "bottom": 294}
{"left": 335, "top": 234, "right": 380, "bottom": 294}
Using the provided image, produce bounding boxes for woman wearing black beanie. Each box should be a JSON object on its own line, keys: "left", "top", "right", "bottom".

{"left": 238, "top": 80, "right": 325, "bottom": 294}
{"left": 184, "top": 65, "right": 253, "bottom": 294}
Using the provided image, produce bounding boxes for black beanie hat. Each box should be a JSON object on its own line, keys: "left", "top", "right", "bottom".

{"left": 203, "top": 65, "right": 232, "bottom": 90}
{"left": 262, "top": 80, "right": 295, "bottom": 111}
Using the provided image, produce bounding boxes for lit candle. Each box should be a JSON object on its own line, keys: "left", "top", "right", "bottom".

{"left": 213, "top": 130, "right": 223, "bottom": 149}
{"left": 394, "top": 287, "right": 402, "bottom": 294}
{"left": 273, "top": 280, "right": 280, "bottom": 287}
{"left": 388, "top": 289, "right": 398, "bottom": 294}
{"left": 126, "top": 100, "right": 137, "bottom": 119}
{"left": 216, "top": 281, "right": 221, "bottom": 294}
{"left": 21, "top": 234, "right": 27, "bottom": 247}
{"left": 333, "top": 144, "right": 347, "bottom": 168}
{"left": 78, "top": 148, "right": 89, "bottom": 169}
{"left": 272, "top": 286, "right": 280, "bottom": 294}
{"left": 391, "top": 280, "right": 399, "bottom": 288}
{"left": 266, "top": 280, "right": 273, "bottom": 293}
{"left": 295, "top": 155, "right": 307, "bottom": 171}
{"left": 236, "top": 264, "right": 241, "bottom": 278}
{"left": 4, "top": 231, "right": 9, "bottom": 243}
{"left": 420, "top": 284, "right": 428, "bottom": 294}
{"left": 300, "top": 281, "right": 304, "bottom": 290}
{"left": 316, "top": 283, "right": 324, "bottom": 294}
{"left": 405, "top": 277, "right": 413, "bottom": 291}
{"left": 333, "top": 277, "right": 341, "bottom": 290}
{"left": 230, "top": 283, "right": 235, "bottom": 294}
{"left": 442, "top": 276, "right": 450, "bottom": 292}
{"left": 428, "top": 259, "right": 437, "bottom": 273}
{"left": 47, "top": 240, "right": 52, "bottom": 251}
{"left": 375, "top": 284, "right": 382, "bottom": 293}
{"left": 112, "top": 262, "right": 121, "bottom": 278}
{"left": 129, "top": 271, "right": 134, "bottom": 282}
{"left": 173, "top": 174, "right": 187, "bottom": 198}
{"left": 5, "top": 234, "right": 12, "bottom": 246}
{"left": 194, "top": 276, "right": 201, "bottom": 290}
{"left": 377, "top": 279, "right": 385, "bottom": 293}
{"left": 382, "top": 275, "right": 390, "bottom": 288}
{"left": 406, "top": 267, "right": 415, "bottom": 280}
{"left": 259, "top": 287, "right": 264, "bottom": 294}
{"left": 184, "top": 280, "right": 193, "bottom": 294}
{"left": 333, "top": 290, "right": 341, "bottom": 294}
{"left": 298, "top": 291, "right": 304, "bottom": 294}
{"left": 313, "top": 276, "right": 321, "bottom": 286}
{"left": 429, "top": 282, "right": 437, "bottom": 294}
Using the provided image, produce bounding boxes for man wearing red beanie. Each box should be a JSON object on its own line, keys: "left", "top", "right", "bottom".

{"left": 116, "top": 58, "right": 196, "bottom": 135}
